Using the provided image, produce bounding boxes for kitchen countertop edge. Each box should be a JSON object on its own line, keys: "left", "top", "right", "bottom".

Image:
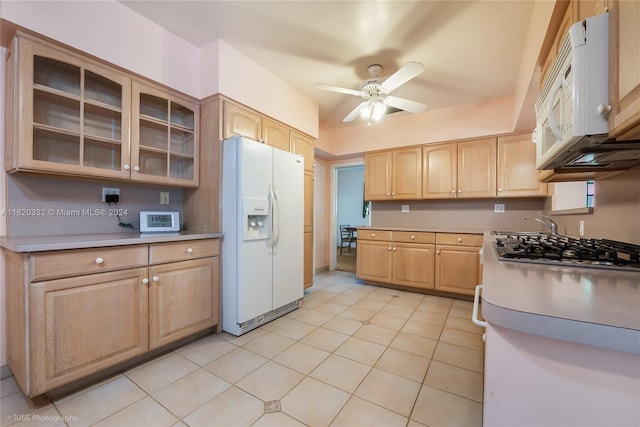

{"left": 0, "top": 232, "right": 224, "bottom": 252}
{"left": 480, "top": 231, "right": 640, "bottom": 355}
{"left": 356, "top": 226, "right": 491, "bottom": 234}
{"left": 482, "top": 300, "right": 640, "bottom": 355}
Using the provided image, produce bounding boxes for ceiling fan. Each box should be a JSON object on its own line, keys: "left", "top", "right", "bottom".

{"left": 315, "top": 62, "right": 427, "bottom": 126}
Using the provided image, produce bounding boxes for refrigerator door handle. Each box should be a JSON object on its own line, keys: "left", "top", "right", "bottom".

{"left": 273, "top": 188, "right": 281, "bottom": 247}
{"left": 268, "top": 187, "right": 276, "bottom": 247}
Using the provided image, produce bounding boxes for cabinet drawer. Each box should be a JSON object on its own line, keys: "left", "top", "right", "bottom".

{"left": 150, "top": 239, "right": 220, "bottom": 265}
{"left": 393, "top": 231, "right": 435, "bottom": 244}
{"left": 357, "top": 229, "right": 393, "bottom": 241}
{"left": 31, "top": 245, "right": 148, "bottom": 281}
{"left": 436, "top": 233, "right": 483, "bottom": 246}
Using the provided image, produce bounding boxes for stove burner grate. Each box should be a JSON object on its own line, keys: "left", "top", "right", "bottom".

{"left": 494, "top": 234, "right": 640, "bottom": 270}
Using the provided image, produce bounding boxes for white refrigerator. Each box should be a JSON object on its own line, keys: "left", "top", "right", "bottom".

{"left": 222, "top": 136, "right": 304, "bottom": 335}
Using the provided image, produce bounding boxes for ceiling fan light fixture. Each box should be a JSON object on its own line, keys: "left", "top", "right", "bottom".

{"left": 372, "top": 102, "right": 386, "bottom": 120}
{"left": 316, "top": 61, "right": 426, "bottom": 125}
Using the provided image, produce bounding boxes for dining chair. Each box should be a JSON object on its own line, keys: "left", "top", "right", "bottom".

{"left": 339, "top": 224, "right": 356, "bottom": 255}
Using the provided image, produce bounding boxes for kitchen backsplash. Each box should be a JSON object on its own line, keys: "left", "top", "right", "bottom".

{"left": 544, "top": 167, "right": 640, "bottom": 244}
{"left": 370, "top": 198, "right": 545, "bottom": 232}
{"left": 5, "top": 174, "right": 183, "bottom": 237}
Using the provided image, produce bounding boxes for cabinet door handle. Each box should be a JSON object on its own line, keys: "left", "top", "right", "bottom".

{"left": 411, "top": 235, "right": 415, "bottom": 240}
{"left": 134, "top": 166, "right": 140, "bottom": 172}
{"left": 388, "top": 247, "right": 392, "bottom": 251}
{"left": 498, "top": 187, "right": 503, "bottom": 192}
{"left": 152, "top": 276, "right": 159, "bottom": 282}
{"left": 372, "top": 233, "right": 376, "bottom": 238}
{"left": 123, "top": 164, "right": 130, "bottom": 171}
{"left": 457, "top": 237, "right": 463, "bottom": 242}
{"left": 186, "top": 247, "right": 193, "bottom": 254}
{"left": 436, "top": 250, "right": 440, "bottom": 254}
{"left": 95, "top": 257, "right": 104, "bottom": 264}
{"left": 142, "top": 278, "right": 149, "bottom": 285}
{"left": 451, "top": 190, "right": 456, "bottom": 194}
{"left": 458, "top": 189, "right": 462, "bottom": 193}
{"left": 387, "top": 192, "right": 391, "bottom": 196}
{"left": 392, "top": 247, "right": 396, "bottom": 251}
{"left": 391, "top": 192, "right": 395, "bottom": 196}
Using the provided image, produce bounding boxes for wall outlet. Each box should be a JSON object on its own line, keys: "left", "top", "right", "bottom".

{"left": 494, "top": 203, "right": 505, "bottom": 213}
{"left": 101, "top": 187, "right": 120, "bottom": 202}
{"left": 401, "top": 205, "right": 410, "bottom": 213}
{"left": 579, "top": 220, "right": 585, "bottom": 237}
{"left": 160, "top": 191, "right": 170, "bottom": 205}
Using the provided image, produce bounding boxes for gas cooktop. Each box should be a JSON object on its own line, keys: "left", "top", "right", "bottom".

{"left": 493, "top": 233, "right": 640, "bottom": 272}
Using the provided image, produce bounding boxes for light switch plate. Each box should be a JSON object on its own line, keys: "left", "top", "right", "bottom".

{"left": 494, "top": 203, "right": 505, "bottom": 213}
{"left": 401, "top": 205, "right": 410, "bottom": 213}
{"left": 160, "top": 191, "right": 170, "bottom": 205}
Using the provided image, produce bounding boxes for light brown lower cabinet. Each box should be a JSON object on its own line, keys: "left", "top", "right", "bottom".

{"left": 3, "top": 238, "right": 220, "bottom": 397}
{"left": 149, "top": 257, "right": 219, "bottom": 350}
{"left": 30, "top": 267, "right": 150, "bottom": 395}
{"left": 357, "top": 229, "right": 481, "bottom": 296}
{"left": 435, "top": 233, "right": 483, "bottom": 296}
{"left": 357, "top": 230, "right": 435, "bottom": 290}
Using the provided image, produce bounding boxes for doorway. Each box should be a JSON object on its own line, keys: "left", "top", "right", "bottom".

{"left": 334, "top": 165, "right": 369, "bottom": 272}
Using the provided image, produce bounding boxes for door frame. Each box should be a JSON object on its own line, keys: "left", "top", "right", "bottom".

{"left": 329, "top": 161, "right": 368, "bottom": 271}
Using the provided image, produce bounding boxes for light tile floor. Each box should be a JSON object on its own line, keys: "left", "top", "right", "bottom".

{"left": 0, "top": 271, "right": 484, "bottom": 427}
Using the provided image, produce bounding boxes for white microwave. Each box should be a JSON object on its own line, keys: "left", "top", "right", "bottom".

{"left": 535, "top": 13, "right": 610, "bottom": 170}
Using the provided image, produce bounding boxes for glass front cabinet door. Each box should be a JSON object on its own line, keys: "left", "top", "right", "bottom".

{"left": 6, "top": 33, "right": 199, "bottom": 188}
{"left": 7, "top": 34, "right": 132, "bottom": 179}
{"left": 131, "top": 82, "right": 199, "bottom": 187}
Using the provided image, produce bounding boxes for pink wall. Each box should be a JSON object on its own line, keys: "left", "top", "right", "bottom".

{"left": 316, "top": 95, "right": 517, "bottom": 156}
{"left": 206, "top": 40, "right": 319, "bottom": 138}
{"left": 1, "top": 0, "right": 201, "bottom": 97}
{"left": 1, "top": 1, "right": 319, "bottom": 138}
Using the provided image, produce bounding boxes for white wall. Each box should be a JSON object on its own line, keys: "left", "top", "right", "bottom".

{"left": 336, "top": 166, "right": 368, "bottom": 241}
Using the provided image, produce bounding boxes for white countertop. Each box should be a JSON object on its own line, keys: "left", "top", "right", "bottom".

{"left": 480, "top": 231, "right": 640, "bottom": 354}
{"left": 0, "top": 231, "right": 223, "bottom": 252}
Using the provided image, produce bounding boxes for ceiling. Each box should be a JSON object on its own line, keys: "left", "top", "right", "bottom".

{"left": 119, "top": 1, "right": 537, "bottom": 129}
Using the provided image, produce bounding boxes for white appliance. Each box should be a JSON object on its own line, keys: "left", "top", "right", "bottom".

{"left": 139, "top": 211, "right": 180, "bottom": 232}
{"left": 221, "top": 136, "right": 304, "bottom": 336}
{"left": 535, "top": 13, "right": 617, "bottom": 170}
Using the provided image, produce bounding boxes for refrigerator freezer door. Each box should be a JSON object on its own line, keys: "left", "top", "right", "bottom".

{"left": 236, "top": 139, "right": 273, "bottom": 323}
{"left": 272, "top": 149, "right": 304, "bottom": 309}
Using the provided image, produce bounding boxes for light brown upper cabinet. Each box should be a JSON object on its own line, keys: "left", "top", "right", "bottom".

{"left": 131, "top": 82, "right": 199, "bottom": 187}
{"left": 262, "top": 117, "right": 290, "bottom": 151}
{"left": 365, "top": 150, "right": 392, "bottom": 200}
{"left": 497, "top": 134, "right": 547, "bottom": 197}
{"left": 422, "top": 143, "right": 457, "bottom": 199}
{"left": 5, "top": 34, "right": 131, "bottom": 180}
{"left": 222, "top": 100, "right": 262, "bottom": 141}
{"left": 365, "top": 147, "right": 422, "bottom": 201}
{"left": 608, "top": 0, "right": 640, "bottom": 140}
{"left": 5, "top": 33, "right": 199, "bottom": 187}
{"left": 423, "top": 138, "right": 496, "bottom": 199}
{"left": 457, "top": 138, "right": 497, "bottom": 198}
{"left": 290, "top": 130, "right": 315, "bottom": 172}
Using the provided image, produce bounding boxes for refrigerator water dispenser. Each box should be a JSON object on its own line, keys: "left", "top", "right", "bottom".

{"left": 243, "top": 198, "right": 269, "bottom": 240}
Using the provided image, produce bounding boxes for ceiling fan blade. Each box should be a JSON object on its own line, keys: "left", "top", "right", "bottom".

{"left": 314, "top": 83, "right": 362, "bottom": 97}
{"left": 379, "top": 61, "right": 424, "bottom": 93}
{"left": 384, "top": 96, "right": 427, "bottom": 114}
{"left": 343, "top": 102, "right": 368, "bottom": 122}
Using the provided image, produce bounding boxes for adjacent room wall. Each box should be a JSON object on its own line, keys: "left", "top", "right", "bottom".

{"left": 336, "top": 166, "right": 368, "bottom": 240}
